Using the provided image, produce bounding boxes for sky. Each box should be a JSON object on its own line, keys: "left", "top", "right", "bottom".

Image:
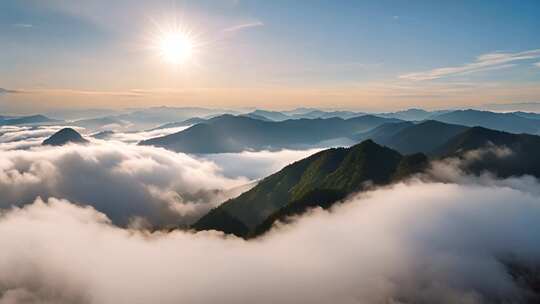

{"left": 1, "top": 0, "right": 540, "bottom": 113}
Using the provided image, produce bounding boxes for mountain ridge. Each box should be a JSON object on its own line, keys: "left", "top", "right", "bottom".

{"left": 192, "top": 140, "right": 428, "bottom": 237}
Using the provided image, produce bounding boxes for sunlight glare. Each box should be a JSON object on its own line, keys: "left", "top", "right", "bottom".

{"left": 157, "top": 30, "right": 194, "bottom": 64}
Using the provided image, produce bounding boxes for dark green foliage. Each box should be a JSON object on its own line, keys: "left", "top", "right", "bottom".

{"left": 191, "top": 208, "right": 249, "bottom": 238}
{"left": 193, "top": 140, "right": 427, "bottom": 238}
{"left": 250, "top": 189, "right": 347, "bottom": 238}
{"left": 393, "top": 153, "right": 429, "bottom": 180}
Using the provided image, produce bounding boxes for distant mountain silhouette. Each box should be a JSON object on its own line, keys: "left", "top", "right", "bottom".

{"left": 139, "top": 114, "right": 401, "bottom": 153}
{"left": 0, "top": 115, "right": 59, "bottom": 126}
{"left": 356, "top": 120, "right": 468, "bottom": 155}
{"left": 240, "top": 112, "right": 274, "bottom": 121}
{"left": 512, "top": 111, "right": 540, "bottom": 120}
{"left": 290, "top": 110, "right": 364, "bottom": 120}
{"left": 432, "top": 109, "right": 540, "bottom": 134}
{"left": 42, "top": 128, "right": 89, "bottom": 146}
{"left": 353, "top": 121, "right": 414, "bottom": 143}
{"left": 192, "top": 140, "right": 427, "bottom": 237}
{"left": 247, "top": 109, "right": 365, "bottom": 121}
{"left": 0, "top": 115, "right": 16, "bottom": 121}
{"left": 91, "top": 130, "right": 115, "bottom": 140}
{"left": 71, "top": 117, "right": 128, "bottom": 130}
{"left": 376, "top": 108, "right": 447, "bottom": 121}
{"left": 113, "top": 106, "right": 240, "bottom": 126}
{"left": 248, "top": 110, "right": 292, "bottom": 121}
{"left": 151, "top": 117, "right": 207, "bottom": 130}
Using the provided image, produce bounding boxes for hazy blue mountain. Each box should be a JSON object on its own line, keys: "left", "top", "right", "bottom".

{"left": 248, "top": 110, "right": 291, "bottom": 121}
{"left": 240, "top": 112, "right": 274, "bottom": 121}
{"left": 357, "top": 120, "right": 468, "bottom": 155}
{"left": 376, "top": 109, "right": 453, "bottom": 121}
{"left": 71, "top": 117, "right": 128, "bottom": 130}
{"left": 512, "top": 111, "right": 540, "bottom": 120}
{"left": 151, "top": 117, "right": 207, "bottom": 130}
{"left": 432, "top": 109, "right": 540, "bottom": 134}
{"left": 45, "top": 108, "right": 123, "bottom": 120}
{"left": 0, "top": 115, "right": 60, "bottom": 126}
{"left": 249, "top": 109, "right": 365, "bottom": 121}
{"left": 114, "top": 106, "right": 239, "bottom": 127}
{"left": 281, "top": 107, "right": 319, "bottom": 115}
{"left": 290, "top": 110, "right": 364, "bottom": 120}
{"left": 192, "top": 140, "right": 427, "bottom": 237}
{"left": 42, "top": 128, "right": 89, "bottom": 146}
{"left": 91, "top": 130, "right": 115, "bottom": 140}
{"left": 0, "top": 115, "right": 16, "bottom": 121}
{"left": 139, "top": 114, "right": 401, "bottom": 153}
{"left": 353, "top": 121, "right": 414, "bottom": 143}
{"left": 376, "top": 109, "right": 431, "bottom": 121}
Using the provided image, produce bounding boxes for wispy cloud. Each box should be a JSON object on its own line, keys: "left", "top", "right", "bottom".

{"left": 9, "top": 88, "right": 147, "bottom": 98}
{"left": 12, "top": 23, "right": 33, "bottom": 28}
{"left": 534, "top": 62, "right": 540, "bottom": 68}
{"left": 223, "top": 21, "right": 264, "bottom": 33}
{"left": 400, "top": 49, "right": 540, "bottom": 81}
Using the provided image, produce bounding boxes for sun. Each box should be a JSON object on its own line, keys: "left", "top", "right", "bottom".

{"left": 157, "top": 30, "right": 194, "bottom": 65}
{"left": 148, "top": 18, "right": 199, "bottom": 66}
{"left": 156, "top": 29, "right": 195, "bottom": 65}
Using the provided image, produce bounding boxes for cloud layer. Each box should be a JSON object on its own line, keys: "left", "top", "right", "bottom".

{"left": 0, "top": 142, "right": 249, "bottom": 227}
{"left": 1, "top": 179, "right": 540, "bottom": 303}
{"left": 1, "top": 125, "right": 540, "bottom": 303}
{"left": 0, "top": 125, "right": 319, "bottom": 228}
{"left": 199, "top": 148, "right": 321, "bottom": 179}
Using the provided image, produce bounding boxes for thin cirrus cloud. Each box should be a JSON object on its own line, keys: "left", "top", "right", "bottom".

{"left": 400, "top": 48, "right": 540, "bottom": 81}
{"left": 534, "top": 62, "right": 540, "bottom": 68}
{"left": 222, "top": 21, "right": 264, "bottom": 33}
{"left": 12, "top": 23, "right": 33, "bottom": 28}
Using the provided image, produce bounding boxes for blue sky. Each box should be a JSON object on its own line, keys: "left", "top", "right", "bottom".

{"left": 1, "top": 0, "right": 539, "bottom": 113}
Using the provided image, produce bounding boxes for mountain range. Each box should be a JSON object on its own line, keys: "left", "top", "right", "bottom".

{"left": 355, "top": 120, "right": 469, "bottom": 155}
{"left": 0, "top": 114, "right": 60, "bottom": 126}
{"left": 139, "top": 114, "right": 401, "bottom": 153}
{"left": 193, "top": 124, "right": 540, "bottom": 238}
{"left": 431, "top": 109, "right": 540, "bottom": 134}
{"left": 138, "top": 109, "right": 540, "bottom": 154}
{"left": 193, "top": 140, "right": 428, "bottom": 237}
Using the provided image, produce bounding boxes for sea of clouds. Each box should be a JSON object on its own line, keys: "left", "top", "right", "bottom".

{"left": 1, "top": 180, "right": 540, "bottom": 303}
{"left": 0, "top": 125, "right": 318, "bottom": 227}
{"left": 1, "top": 124, "right": 540, "bottom": 303}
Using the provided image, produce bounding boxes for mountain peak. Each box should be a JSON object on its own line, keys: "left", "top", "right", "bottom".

{"left": 42, "top": 128, "right": 89, "bottom": 146}
{"left": 193, "top": 140, "right": 426, "bottom": 237}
